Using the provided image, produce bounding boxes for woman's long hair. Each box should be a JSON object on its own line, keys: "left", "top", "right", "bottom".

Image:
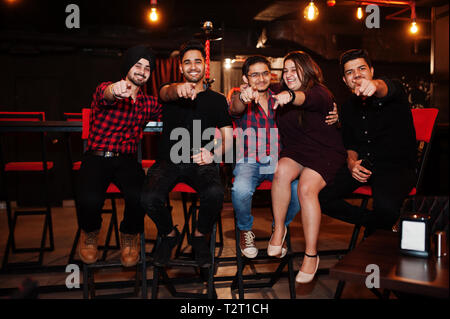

{"left": 281, "top": 51, "right": 332, "bottom": 126}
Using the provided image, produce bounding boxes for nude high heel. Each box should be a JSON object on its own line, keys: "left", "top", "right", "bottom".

{"left": 267, "top": 226, "right": 287, "bottom": 258}
{"left": 296, "top": 253, "right": 319, "bottom": 284}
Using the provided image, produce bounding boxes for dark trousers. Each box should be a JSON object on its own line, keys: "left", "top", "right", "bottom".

{"left": 141, "top": 160, "right": 224, "bottom": 236}
{"left": 76, "top": 153, "right": 145, "bottom": 234}
{"left": 319, "top": 165, "right": 416, "bottom": 230}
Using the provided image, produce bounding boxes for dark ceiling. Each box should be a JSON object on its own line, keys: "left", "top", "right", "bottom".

{"left": 0, "top": 0, "right": 447, "bottom": 59}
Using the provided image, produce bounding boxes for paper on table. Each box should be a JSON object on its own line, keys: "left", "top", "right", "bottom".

{"left": 401, "top": 221, "right": 426, "bottom": 251}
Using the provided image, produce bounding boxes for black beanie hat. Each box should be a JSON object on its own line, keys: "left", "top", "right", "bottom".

{"left": 121, "top": 45, "right": 156, "bottom": 78}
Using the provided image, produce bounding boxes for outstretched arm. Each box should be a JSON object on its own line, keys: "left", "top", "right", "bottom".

{"left": 159, "top": 82, "right": 198, "bottom": 102}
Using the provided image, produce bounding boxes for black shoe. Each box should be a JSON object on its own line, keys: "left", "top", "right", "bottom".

{"left": 153, "top": 227, "right": 180, "bottom": 267}
{"left": 191, "top": 236, "right": 212, "bottom": 268}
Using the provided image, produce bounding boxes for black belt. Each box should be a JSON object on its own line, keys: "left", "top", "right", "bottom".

{"left": 87, "top": 150, "right": 129, "bottom": 158}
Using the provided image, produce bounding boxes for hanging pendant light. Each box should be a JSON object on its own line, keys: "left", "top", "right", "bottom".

{"left": 304, "top": 1, "right": 319, "bottom": 21}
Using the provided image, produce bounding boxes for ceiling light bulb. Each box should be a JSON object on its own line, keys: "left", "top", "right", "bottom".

{"left": 149, "top": 8, "right": 158, "bottom": 22}
{"left": 410, "top": 21, "right": 418, "bottom": 34}
{"left": 304, "top": 1, "right": 319, "bottom": 21}
{"left": 357, "top": 7, "right": 363, "bottom": 20}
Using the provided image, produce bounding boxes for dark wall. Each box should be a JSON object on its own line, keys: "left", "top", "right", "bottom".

{"left": 0, "top": 50, "right": 123, "bottom": 205}
{"left": 0, "top": 51, "right": 123, "bottom": 117}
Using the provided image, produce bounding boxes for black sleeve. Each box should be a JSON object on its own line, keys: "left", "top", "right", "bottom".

{"left": 378, "top": 77, "right": 407, "bottom": 104}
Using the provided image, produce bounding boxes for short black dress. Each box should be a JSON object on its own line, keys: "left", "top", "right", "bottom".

{"left": 276, "top": 84, "right": 346, "bottom": 184}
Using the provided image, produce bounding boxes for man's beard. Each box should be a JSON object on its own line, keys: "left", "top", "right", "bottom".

{"left": 184, "top": 69, "right": 204, "bottom": 83}
{"left": 129, "top": 74, "right": 147, "bottom": 87}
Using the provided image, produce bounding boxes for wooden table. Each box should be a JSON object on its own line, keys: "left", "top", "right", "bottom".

{"left": 330, "top": 230, "right": 449, "bottom": 299}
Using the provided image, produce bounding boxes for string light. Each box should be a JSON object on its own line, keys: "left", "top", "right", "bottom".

{"left": 148, "top": 0, "right": 158, "bottom": 23}
{"left": 409, "top": 3, "right": 418, "bottom": 35}
{"left": 149, "top": 7, "right": 158, "bottom": 22}
{"left": 304, "top": 1, "right": 319, "bottom": 21}
{"left": 410, "top": 20, "right": 418, "bottom": 34}
{"left": 357, "top": 7, "right": 364, "bottom": 20}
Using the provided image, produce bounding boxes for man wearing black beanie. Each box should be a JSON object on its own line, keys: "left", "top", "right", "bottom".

{"left": 77, "top": 45, "right": 162, "bottom": 267}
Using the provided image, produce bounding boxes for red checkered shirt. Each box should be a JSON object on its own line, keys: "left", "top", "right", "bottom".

{"left": 87, "top": 81, "right": 162, "bottom": 154}
{"left": 230, "top": 89, "right": 280, "bottom": 162}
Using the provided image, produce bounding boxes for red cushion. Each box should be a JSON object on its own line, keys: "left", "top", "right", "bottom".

{"left": 411, "top": 108, "right": 438, "bottom": 143}
{"left": 106, "top": 183, "right": 120, "bottom": 193}
{"left": 352, "top": 186, "right": 373, "bottom": 196}
{"left": 5, "top": 161, "right": 54, "bottom": 171}
{"left": 353, "top": 185, "right": 416, "bottom": 196}
{"left": 256, "top": 180, "right": 272, "bottom": 190}
{"left": 81, "top": 108, "right": 91, "bottom": 139}
{"left": 172, "top": 183, "right": 196, "bottom": 193}
{"left": 0, "top": 112, "right": 45, "bottom": 121}
{"left": 142, "top": 159, "right": 156, "bottom": 168}
{"left": 72, "top": 161, "right": 81, "bottom": 170}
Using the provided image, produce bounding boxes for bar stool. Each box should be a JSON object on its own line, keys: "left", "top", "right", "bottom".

{"left": 0, "top": 112, "right": 54, "bottom": 271}
{"left": 151, "top": 188, "right": 218, "bottom": 299}
{"left": 63, "top": 111, "right": 120, "bottom": 264}
{"left": 231, "top": 179, "right": 296, "bottom": 299}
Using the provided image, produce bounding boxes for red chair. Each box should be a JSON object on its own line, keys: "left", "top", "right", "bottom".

{"left": 0, "top": 112, "right": 55, "bottom": 270}
{"left": 334, "top": 107, "right": 439, "bottom": 298}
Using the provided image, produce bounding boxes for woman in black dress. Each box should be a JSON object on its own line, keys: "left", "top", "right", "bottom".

{"left": 267, "top": 51, "right": 346, "bottom": 283}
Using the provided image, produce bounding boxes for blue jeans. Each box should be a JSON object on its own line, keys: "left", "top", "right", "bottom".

{"left": 232, "top": 160, "right": 300, "bottom": 231}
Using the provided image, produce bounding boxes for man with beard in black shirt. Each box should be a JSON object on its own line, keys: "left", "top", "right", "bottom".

{"left": 141, "top": 40, "right": 233, "bottom": 267}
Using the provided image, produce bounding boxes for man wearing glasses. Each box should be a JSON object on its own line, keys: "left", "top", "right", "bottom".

{"left": 229, "top": 56, "right": 338, "bottom": 259}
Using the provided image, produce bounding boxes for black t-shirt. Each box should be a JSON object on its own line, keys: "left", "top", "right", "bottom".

{"left": 341, "top": 77, "right": 417, "bottom": 169}
{"left": 157, "top": 88, "right": 232, "bottom": 162}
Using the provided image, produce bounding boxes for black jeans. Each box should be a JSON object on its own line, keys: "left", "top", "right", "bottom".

{"left": 141, "top": 160, "right": 224, "bottom": 236}
{"left": 319, "top": 164, "right": 416, "bottom": 230}
{"left": 76, "top": 153, "right": 145, "bottom": 234}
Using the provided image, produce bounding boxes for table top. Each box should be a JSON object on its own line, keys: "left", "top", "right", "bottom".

{"left": 0, "top": 121, "right": 162, "bottom": 133}
{"left": 330, "top": 230, "right": 449, "bottom": 298}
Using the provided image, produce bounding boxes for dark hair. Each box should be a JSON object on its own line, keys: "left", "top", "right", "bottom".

{"left": 339, "top": 49, "right": 372, "bottom": 76}
{"left": 179, "top": 40, "right": 206, "bottom": 62}
{"left": 281, "top": 51, "right": 332, "bottom": 126}
{"left": 242, "top": 55, "right": 271, "bottom": 76}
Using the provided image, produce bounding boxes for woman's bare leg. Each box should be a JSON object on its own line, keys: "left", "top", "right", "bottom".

{"left": 297, "top": 168, "right": 326, "bottom": 274}
{"left": 270, "top": 157, "right": 302, "bottom": 245}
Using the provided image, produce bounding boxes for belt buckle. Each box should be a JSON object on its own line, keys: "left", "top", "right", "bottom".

{"left": 104, "top": 151, "right": 115, "bottom": 158}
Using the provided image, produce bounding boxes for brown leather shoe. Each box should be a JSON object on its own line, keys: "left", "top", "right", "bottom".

{"left": 240, "top": 230, "right": 258, "bottom": 258}
{"left": 120, "top": 232, "right": 140, "bottom": 267}
{"left": 79, "top": 230, "right": 99, "bottom": 264}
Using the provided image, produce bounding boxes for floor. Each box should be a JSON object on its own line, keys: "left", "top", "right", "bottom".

{"left": 0, "top": 194, "right": 380, "bottom": 299}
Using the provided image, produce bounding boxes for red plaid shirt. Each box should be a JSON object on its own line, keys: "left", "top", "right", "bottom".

{"left": 87, "top": 81, "right": 162, "bottom": 154}
{"left": 231, "top": 89, "right": 280, "bottom": 162}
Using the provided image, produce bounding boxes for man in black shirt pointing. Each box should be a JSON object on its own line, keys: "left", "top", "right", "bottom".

{"left": 319, "top": 49, "right": 417, "bottom": 233}
{"left": 141, "top": 40, "right": 233, "bottom": 267}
